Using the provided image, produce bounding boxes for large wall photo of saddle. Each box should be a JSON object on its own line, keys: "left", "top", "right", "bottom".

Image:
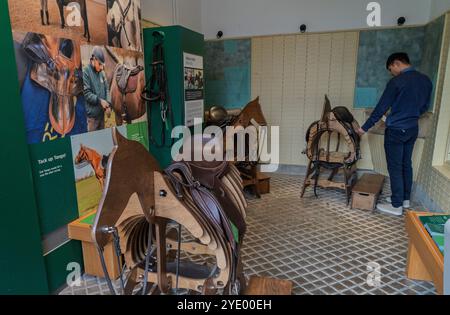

{"left": 7, "top": 0, "right": 108, "bottom": 45}
{"left": 81, "top": 44, "right": 146, "bottom": 131}
{"left": 12, "top": 31, "right": 88, "bottom": 144}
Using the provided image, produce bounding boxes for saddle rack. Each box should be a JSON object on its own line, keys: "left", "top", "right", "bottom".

{"left": 301, "top": 95, "right": 361, "bottom": 204}
{"left": 91, "top": 128, "right": 247, "bottom": 295}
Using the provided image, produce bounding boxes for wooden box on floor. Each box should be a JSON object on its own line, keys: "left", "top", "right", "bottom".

{"left": 68, "top": 210, "right": 121, "bottom": 279}
{"left": 351, "top": 174, "right": 385, "bottom": 211}
{"left": 244, "top": 276, "right": 293, "bottom": 295}
{"left": 405, "top": 211, "right": 444, "bottom": 295}
{"left": 242, "top": 172, "right": 271, "bottom": 195}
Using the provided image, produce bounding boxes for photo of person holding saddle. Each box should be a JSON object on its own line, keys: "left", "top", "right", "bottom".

{"left": 83, "top": 46, "right": 112, "bottom": 132}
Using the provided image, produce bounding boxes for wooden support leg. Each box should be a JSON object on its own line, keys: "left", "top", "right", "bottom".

{"left": 251, "top": 165, "right": 261, "bottom": 198}
{"left": 301, "top": 161, "right": 313, "bottom": 198}
{"left": 344, "top": 168, "right": 352, "bottom": 205}
{"left": 201, "top": 278, "right": 218, "bottom": 295}
{"left": 328, "top": 168, "right": 339, "bottom": 181}
{"left": 156, "top": 218, "right": 170, "bottom": 294}
{"left": 124, "top": 267, "right": 139, "bottom": 295}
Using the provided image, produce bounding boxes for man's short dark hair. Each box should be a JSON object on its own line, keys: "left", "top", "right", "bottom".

{"left": 386, "top": 52, "right": 410, "bottom": 69}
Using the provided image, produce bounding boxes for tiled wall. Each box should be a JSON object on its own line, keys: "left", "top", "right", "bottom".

{"left": 355, "top": 27, "right": 425, "bottom": 108}
{"left": 204, "top": 39, "right": 251, "bottom": 109}
{"left": 416, "top": 14, "right": 450, "bottom": 213}
{"left": 421, "top": 16, "right": 446, "bottom": 104}
{"left": 354, "top": 15, "right": 445, "bottom": 109}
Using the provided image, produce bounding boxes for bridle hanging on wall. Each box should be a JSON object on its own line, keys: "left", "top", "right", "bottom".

{"left": 141, "top": 31, "right": 174, "bottom": 148}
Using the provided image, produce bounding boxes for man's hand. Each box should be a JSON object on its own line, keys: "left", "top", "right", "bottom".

{"left": 100, "top": 99, "right": 110, "bottom": 111}
{"left": 357, "top": 127, "right": 366, "bottom": 136}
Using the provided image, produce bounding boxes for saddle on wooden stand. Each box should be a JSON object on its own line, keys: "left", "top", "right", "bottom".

{"left": 301, "top": 95, "right": 361, "bottom": 204}
{"left": 206, "top": 98, "right": 269, "bottom": 198}
{"left": 91, "top": 128, "right": 248, "bottom": 295}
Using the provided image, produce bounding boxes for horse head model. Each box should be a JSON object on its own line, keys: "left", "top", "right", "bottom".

{"left": 92, "top": 128, "right": 248, "bottom": 295}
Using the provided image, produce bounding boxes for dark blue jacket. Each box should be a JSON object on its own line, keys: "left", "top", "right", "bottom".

{"left": 362, "top": 67, "right": 433, "bottom": 131}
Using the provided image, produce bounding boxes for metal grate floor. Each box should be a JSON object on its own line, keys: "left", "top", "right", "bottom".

{"left": 59, "top": 174, "right": 436, "bottom": 295}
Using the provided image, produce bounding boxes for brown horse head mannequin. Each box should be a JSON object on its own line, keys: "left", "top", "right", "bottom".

{"left": 23, "top": 33, "right": 82, "bottom": 136}
{"left": 232, "top": 97, "right": 267, "bottom": 128}
{"left": 92, "top": 128, "right": 161, "bottom": 248}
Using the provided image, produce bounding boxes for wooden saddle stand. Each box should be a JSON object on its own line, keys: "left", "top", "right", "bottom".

{"left": 301, "top": 95, "right": 361, "bottom": 204}
{"left": 91, "top": 128, "right": 291, "bottom": 295}
{"left": 206, "top": 97, "right": 270, "bottom": 198}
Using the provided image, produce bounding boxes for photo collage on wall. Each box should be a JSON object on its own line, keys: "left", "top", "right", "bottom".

{"left": 8, "top": 0, "right": 147, "bottom": 221}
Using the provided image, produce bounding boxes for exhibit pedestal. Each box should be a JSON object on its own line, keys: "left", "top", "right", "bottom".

{"left": 405, "top": 211, "right": 444, "bottom": 295}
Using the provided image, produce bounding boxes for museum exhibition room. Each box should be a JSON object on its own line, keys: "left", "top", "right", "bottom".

{"left": 2, "top": 0, "right": 450, "bottom": 298}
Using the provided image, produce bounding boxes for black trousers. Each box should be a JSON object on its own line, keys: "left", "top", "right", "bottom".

{"left": 384, "top": 126, "right": 419, "bottom": 208}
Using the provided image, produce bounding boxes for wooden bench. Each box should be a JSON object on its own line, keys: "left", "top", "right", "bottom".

{"left": 244, "top": 276, "right": 293, "bottom": 295}
{"left": 351, "top": 174, "right": 385, "bottom": 211}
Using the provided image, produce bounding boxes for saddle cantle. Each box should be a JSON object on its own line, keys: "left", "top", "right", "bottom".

{"left": 115, "top": 63, "right": 144, "bottom": 94}
{"left": 22, "top": 32, "right": 82, "bottom": 136}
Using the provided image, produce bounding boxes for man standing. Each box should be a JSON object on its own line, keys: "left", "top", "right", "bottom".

{"left": 83, "top": 46, "right": 111, "bottom": 132}
{"left": 358, "top": 53, "right": 432, "bottom": 216}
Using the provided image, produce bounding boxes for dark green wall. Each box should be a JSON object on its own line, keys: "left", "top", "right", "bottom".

{"left": 0, "top": 0, "right": 49, "bottom": 295}
{"left": 143, "top": 26, "right": 204, "bottom": 168}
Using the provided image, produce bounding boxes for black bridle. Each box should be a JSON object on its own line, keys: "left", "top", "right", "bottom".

{"left": 141, "top": 31, "right": 174, "bottom": 148}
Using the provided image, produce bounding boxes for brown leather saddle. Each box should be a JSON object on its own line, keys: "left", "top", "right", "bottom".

{"left": 166, "top": 160, "right": 247, "bottom": 242}
{"left": 22, "top": 32, "right": 82, "bottom": 136}
{"left": 115, "top": 63, "right": 143, "bottom": 95}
